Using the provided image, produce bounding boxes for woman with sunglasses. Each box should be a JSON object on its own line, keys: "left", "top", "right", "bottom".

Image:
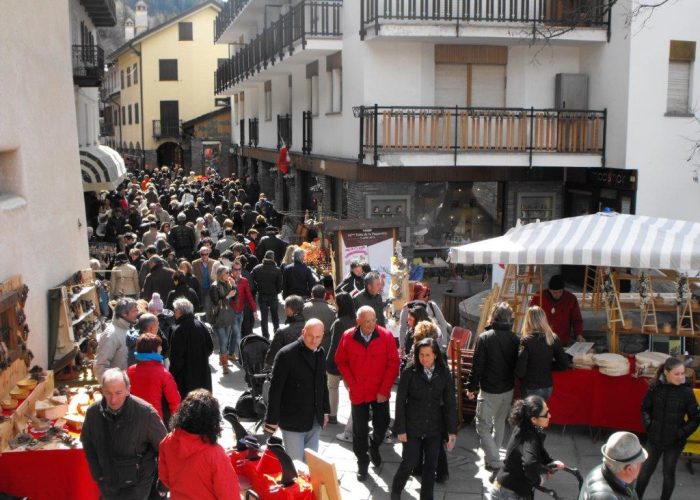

{"left": 488, "top": 396, "right": 565, "bottom": 499}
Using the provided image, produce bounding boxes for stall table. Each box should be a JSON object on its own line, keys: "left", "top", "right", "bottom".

{"left": 549, "top": 368, "right": 649, "bottom": 433}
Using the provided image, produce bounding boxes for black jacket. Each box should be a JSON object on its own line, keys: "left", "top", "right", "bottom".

{"left": 81, "top": 396, "right": 167, "bottom": 498}
{"left": 335, "top": 273, "right": 364, "bottom": 296}
{"left": 264, "top": 338, "right": 330, "bottom": 432}
{"left": 326, "top": 315, "right": 356, "bottom": 376}
{"left": 168, "top": 224, "right": 196, "bottom": 258}
{"left": 579, "top": 464, "right": 638, "bottom": 499}
{"left": 265, "top": 314, "right": 305, "bottom": 367}
{"left": 354, "top": 290, "right": 386, "bottom": 327}
{"left": 255, "top": 235, "right": 289, "bottom": 264}
{"left": 641, "top": 379, "right": 700, "bottom": 448}
{"left": 394, "top": 363, "right": 457, "bottom": 439}
{"left": 166, "top": 283, "right": 200, "bottom": 312}
{"left": 141, "top": 261, "right": 175, "bottom": 302}
{"left": 169, "top": 313, "right": 214, "bottom": 398}
{"left": 282, "top": 262, "right": 316, "bottom": 298}
{"left": 497, "top": 424, "right": 554, "bottom": 498}
{"left": 251, "top": 259, "right": 283, "bottom": 296}
{"left": 466, "top": 322, "right": 519, "bottom": 394}
{"left": 514, "top": 332, "right": 570, "bottom": 390}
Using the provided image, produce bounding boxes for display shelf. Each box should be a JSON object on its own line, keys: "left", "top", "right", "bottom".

{"left": 71, "top": 308, "right": 95, "bottom": 326}
{"left": 69, "top": 285, "right": 95, "bottom": 303}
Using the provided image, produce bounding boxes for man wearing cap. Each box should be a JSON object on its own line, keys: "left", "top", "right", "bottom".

{"left": 255, "top": 225, "right": 289, "bottom": 264}
{"left": 578, "top": 431, "right": 647, "bottom": 499}
{"left": 530, "top": 275, "right": 584, "bottom": 346}
{"left": 192, "top": 246, "right": 220, "bottom": 321}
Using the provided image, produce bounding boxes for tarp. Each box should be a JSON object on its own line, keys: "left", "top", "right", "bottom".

{"left": 80, "top": 145, "right": 127, "bottom": 191}
{"left": 448, "top": 212, "right": 700, "bottom": 271}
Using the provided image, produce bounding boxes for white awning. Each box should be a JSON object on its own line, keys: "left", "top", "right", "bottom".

{"left": 449, "top": 212, "right": 700, "bottom": 271}
{"left": 80, "top": 145, "right": 127, "bottom": 192}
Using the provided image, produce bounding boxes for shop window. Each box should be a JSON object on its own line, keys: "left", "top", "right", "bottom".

{"left": 517, "top": 193, "right": 555, "bottom": 225}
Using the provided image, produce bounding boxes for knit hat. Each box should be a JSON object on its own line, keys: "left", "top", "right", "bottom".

{"left": 548, "top": 275, "right": 565, "bottom": 291}
{"left": 148, "top": 293, "right": 164, "bottom": 313}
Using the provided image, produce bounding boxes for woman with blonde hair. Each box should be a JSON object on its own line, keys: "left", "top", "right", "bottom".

{"left": 281, "top": 244, "right": 297, "bottom": 266}
{"left": 515, "top": 306, "right": 569, "bottom": 400}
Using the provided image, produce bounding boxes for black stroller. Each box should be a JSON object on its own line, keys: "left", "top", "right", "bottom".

{"left": 534, "top": 466, "right": 584, "bottom": 499}
{"left": 234, "top": 335, "right": 271, "bottom": 423}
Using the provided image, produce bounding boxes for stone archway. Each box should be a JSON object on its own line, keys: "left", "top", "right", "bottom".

{"left": 156, "top": 141, "right": 183, "bottom": 168}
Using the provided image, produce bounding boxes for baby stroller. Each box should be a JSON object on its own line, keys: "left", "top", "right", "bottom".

{"left": 534, "top": 466, "right": 584, "bottom": 500}
{"left": 234, "top": 335, "right": 271, "bottom": 424}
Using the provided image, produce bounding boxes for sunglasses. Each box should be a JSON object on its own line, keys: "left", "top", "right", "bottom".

{"left": 538, "top": 411, "right": 551, "bottom": 419}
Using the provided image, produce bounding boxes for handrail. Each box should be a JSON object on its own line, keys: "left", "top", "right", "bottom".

{"left": 248, "top": 118, "right": 259, "bottom": 147}
{"left": 152, "top": 120, "right": 183, "bottom": 139}
{"left": 302, "top": 111, "right": 313, "bottom": 154}
{"left": 360, "top": 0, "right": 611, "bottom": 40}
{"left": 71, "top": 45, "right": 104, "bottom": 77}
{"left": 355, "top": 105, "right": 607, "bottom": 167}
{"left": 214, "top": 0, "right": 253, "bottom": 42}
{"left": 277, "top": 114, "right": 292, "bottom": 149}
{"left": 215, "top": 1, "right": 342, "bottom": 94}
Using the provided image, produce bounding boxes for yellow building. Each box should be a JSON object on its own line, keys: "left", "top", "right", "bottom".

{"left": 109, "top": 0, "right": 228, "bottom": 168}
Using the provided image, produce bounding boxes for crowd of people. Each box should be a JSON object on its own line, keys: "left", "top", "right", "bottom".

{"left": 77, "top": 169, "right": 700, "bottom": 500}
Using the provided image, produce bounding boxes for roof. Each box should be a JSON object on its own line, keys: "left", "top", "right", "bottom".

{"left": 182, "top": 106, "right": 231, "bottom": 129}
{"left": 448, "top": 212, "right": 700, "bottom": 271}
{"left": 108, "top": 0, "right": 223, "bottom": 60}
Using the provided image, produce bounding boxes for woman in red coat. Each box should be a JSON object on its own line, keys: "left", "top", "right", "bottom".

{"left": 159, "top": 389, "right": 240, "bottom": 499}
{"left": 126, "top": 332, "right": 181, "bottom": 421}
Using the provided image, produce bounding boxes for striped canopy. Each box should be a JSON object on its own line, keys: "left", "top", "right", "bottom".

{"left": 449, "top": 212, "right": 700, "bottom": 271}
{"left": 80, "top": 145, "right": 127, "bottom": 192}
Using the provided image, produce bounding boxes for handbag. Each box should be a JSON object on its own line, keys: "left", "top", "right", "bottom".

{"left": 112, "top": 455, "right": 142, "bottom": 487}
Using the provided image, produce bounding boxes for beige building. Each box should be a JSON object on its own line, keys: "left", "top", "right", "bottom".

{"left": 106, "top": 0, "right": 229, "bottom": 169}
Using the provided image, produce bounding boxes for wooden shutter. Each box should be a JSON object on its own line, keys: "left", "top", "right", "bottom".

{"left": 178, "top": 22, "right": 193, "bottom": 41}
{"left": 435, "top": 64, "right": 467, "bottom": 107}
{"left": 159, "top": 59, "right": 178, "bottom": 81}
{"left": 667, "top": 61, "right": 691, "bottom": 113}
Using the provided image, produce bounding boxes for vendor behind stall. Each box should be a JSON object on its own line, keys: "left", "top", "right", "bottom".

{"left": 530, "top": 275, "right": 583, "bottom": 346}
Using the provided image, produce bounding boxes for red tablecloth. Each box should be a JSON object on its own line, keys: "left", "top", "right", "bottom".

{"left": 0, "top": 448, "right": 99, "bottom": 500}
{"left": 549, "top": 368, "right": 649, "bottom": 433}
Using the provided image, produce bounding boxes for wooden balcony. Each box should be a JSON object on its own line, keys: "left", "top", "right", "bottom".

{"left": 356, "top": 105, "right": 606, "bottom": 168}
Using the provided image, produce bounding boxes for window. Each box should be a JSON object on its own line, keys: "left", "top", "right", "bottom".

{"left": 113, "top": 109, "right": 119, "bottom": 126}
{"left": 326, "top": 52, "right": 342, "bottom": 113}
{"left": 120, "top": 70, "right": 125, "bottom": 89}
{"left": 178, "top": 22, "right": 193, "bottom": 41}
{"left": 667, "top": 40, "right": 696, "bottom": 116}
{"left": 128, "top": 105, "right": 132, "bottom": 125}
{"left": 134, "top": 103, "right": 139, "bottom": 124}
{"left": 126, "top": 67, "right": 131, "bottom": 87}
{"left": 121, "top": 106, "right": 125, "bottom": 124}
{"left": 264, "top": 81, "right": 272, "bottom": 121}
{"left": 306, "top": 61, "right": 319, "bottom": 116}
{"left": 133, "top": 63, "right": 138, "bottom": 84}
{"left": 159, "top": 59, "right": 178, "bottom": 81}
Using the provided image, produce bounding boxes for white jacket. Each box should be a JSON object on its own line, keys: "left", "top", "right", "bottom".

{"left": 93, "top": 317, "right": 132, "bottom": 381}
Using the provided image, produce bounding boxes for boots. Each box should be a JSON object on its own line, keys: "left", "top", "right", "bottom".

{"left": 219, "top": 354, "right": 230, "bottom": 374}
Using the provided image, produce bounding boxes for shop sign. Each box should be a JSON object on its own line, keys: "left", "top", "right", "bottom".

{"left": 586, "top": 168, "right": 637, "bottom": 191}
{"left": 340, "top": 229, "right": 394, "bottom": 298}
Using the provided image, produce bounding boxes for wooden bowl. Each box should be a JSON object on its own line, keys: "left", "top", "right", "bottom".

{"left": 9, "top": 387, "right": 29, "bottom": 400}
{"left": 17, "top": 378, "right": 37, "bottom": 390}
{"left": 1, "top": 398, "right": 18, "bottom": 410}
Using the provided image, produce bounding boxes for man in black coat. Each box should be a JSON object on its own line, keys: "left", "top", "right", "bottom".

{"left": 169, "top": 298, "right": 214, "bottom": 398}
{"left": 353, "top": 271, "right": 386, "bottom": 327}
{"left": 251, "top": 250, "right": 283, "bottom": 339}
{"left": 255, "top": 226, "right": 289, "bottom": 264}
{"left": 282, "top": 248, "right": 316, "bottom": 298}
{"left": 168, "top": 212, "right": 196, "bottom": 258}
{"left": 264, "top": 319, "right": 330, "bottom": 463}
{"left": 265, "top": 295, "right": 306, "bottom": 368}
{"left": 141, "top": 255, "right": 175, "bottom": 302}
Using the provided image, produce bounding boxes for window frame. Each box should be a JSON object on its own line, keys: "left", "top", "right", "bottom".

{"left": 178, "top": 22, "right": 193, "bottom": 41}
{"left": 159, "top": 59, "right": 179, "bottom": 81}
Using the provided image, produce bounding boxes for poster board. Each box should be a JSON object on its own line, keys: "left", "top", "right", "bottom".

{"left": 338, "top": 228, "right": 395, "bottom": 299}
{"left": 304, "top": 448, "right": 342, "bottom": 500}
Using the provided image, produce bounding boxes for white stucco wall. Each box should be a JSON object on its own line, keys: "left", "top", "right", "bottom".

{"left": 0, "top": 1, "right": 90, "bottom": 367}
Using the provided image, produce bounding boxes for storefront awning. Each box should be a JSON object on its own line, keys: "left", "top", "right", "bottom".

{"left": 449, "top": 212, "right": 700, "bottom": 271}
{"left": 80, "top": 145, "right": 127, "bottom": 192}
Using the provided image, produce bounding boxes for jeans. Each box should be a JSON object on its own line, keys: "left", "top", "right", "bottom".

{"left": 327, "top": 373, "right": 342, "bottom": 417}
{"left": 214, "top": 325, "right": 233, "bottom": 355}
{"left": 521, "top": 386, "right": 552, "bottom": 401}
{"left": 201, "top": 288, "right": 213, "bottom": 320}
{"left": 281, "top": 423, "right": 321, "bottom": 463}
{"left": 636, "top": 441, "right": 684, "bottom": 500}
{"left": 227, "top": 312, "right": 244, "bottom": 355}
{"left": 475, "top": 389, "right": 513, "bottom": 468}
{"left": 258, "top": 294, "right": 280, "bottom": 339}
{"left": 352, "top": 400, "right": 390, "bottom": 470}
{"left": 391, "top": 435, "right": 442, "bottom": 500}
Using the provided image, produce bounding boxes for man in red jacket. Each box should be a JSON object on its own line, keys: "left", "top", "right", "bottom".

{"left": 530, "top": 275, "right": 584, "bottom": 346}
{"left": 335, "top": 306, "right": 400, "bottom": 481}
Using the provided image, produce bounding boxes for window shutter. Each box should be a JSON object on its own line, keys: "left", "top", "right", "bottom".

{"left": 667, "top": 61, "right": 691, "bottom": 114}
{"left": 471, "top": 65, "right": 506, "bottom": 107}
{"left": 435, "top": 64, "right": 468, "bottom": 107}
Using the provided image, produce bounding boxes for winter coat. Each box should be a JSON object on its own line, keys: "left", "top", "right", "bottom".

{"left": 466, "top": 322, "right": 519, "bottom": 395}
{"left": 166, "top": 284, "right": 200, "bottom": 312}
{"left": 110, "top": 263, "right": 139, "bottom": 298}
{"left": 209, "top": 280, "right": 236, "bottom": 328}
{"left": 191, "top": 258, "right": 220, "bottom": 291}
{"left": 265, "top": 314, "right": 305, "bottom": 368}
{"left": 335, "top": 273, "right": 364, "bottom": 297}
{"left": 497, "top": 424, "right": 554, "bottom": 498}
{"left": 326, "top": 316, "right": 356, "bottom": 376}
{"left": 515, "top": 332, "right": 570, "bottom": 390}
{"left": 578, "top": 464, "right": 639, "bottom": 500}
{"left": 282, "top": 261, "right": 317, "bottom": 298}
{"left": 530, "top": 290, "right": 583, "bottom": 346}
{"left": 81, "top": 396, "right": 167, "bottom": 499}
{"left": 159, "top": 429, "right": 240, "bottom": 500}
{"left": 169, "top": 314, "right": 214, "bottom": 398}
{"left": 93, "top": 317, "right": 132, "bottom": 382}
{"left": 394, "top": 363, "right": 457, "bottom": 439}
{"left": 126, "top": 360, "right": 181, "bottom": 420}
{"left": 230, "top": 276, "right": 256, "bottom": 314}
{"left": 265, "top": 338, "right": 331, "bottom": 432}
{"left": 251, "top": 259, "right": 283, "bottom": 296}
{"left": 354, "top": 290, "right": 386, "bottom": 327}
{"left": 141, "top": 261, "right": 176, "bottom": 302}
{"left": 303, "top": 299, "right": 337, "bottom": 352}
{"left": 641, "top": 378, "right": 700, "bottom": 448}
{"left": 168, "top": 224, "right": 196, "bottom": 258}
{"left": 255, "top": 235, "right": 289, "bottom": 264}
{"left": 334, "top": 325, "right": 400, "bottom": 404}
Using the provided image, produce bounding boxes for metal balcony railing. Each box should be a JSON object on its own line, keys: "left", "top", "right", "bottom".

{"left": 302, "top": 111, "right": 313, "bottom": 154}
{"left": 277, "top": 114, "right": 292, "bottom": 149}
{"left": 214, "top": 0, "right": 252, "bottom": 42}
{"left": 355, "top": 105, "right": 607, "bottom": 167}
{"left": 152, "top": 120, "right": 183, "bottom": 139}
{"left": 248, "top": 118, "right": 259, "bottom": 146}
{"left": 72, "top": 45, "right": 105, "bottom": 86}
{"left": 360, "top": 0, "right": 612, "bottom": 40}
{"left": 100, "top": 123, "right": 114, "bottom": 136}
{"left": 216, "top": 1, "right": 342, "bottom": 94}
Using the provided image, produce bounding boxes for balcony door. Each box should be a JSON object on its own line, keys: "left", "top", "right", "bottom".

{"left": 160, "top": 100, "right": 179, "bottom": 136}
{"left": 435, "top": 63, "right": 505, "bottom": 108}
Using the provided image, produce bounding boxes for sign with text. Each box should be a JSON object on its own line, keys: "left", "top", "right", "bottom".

{"left": 340, "top": 229, "right": 394, "bottom": 298}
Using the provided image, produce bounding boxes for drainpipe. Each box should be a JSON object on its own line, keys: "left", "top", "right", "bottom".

{"left": 130, "top": 43, "right": 145, "bottom": 169}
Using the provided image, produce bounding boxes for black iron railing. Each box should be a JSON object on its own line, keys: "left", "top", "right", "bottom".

{"left": 302, "top": 111, "right": 313, "bottom": 154}
{"left": 360, "top": 0, "right": 611, "bottom": 40}
{"left": 100, "top": 123, "right": 114, "bottom": 136}
{"left": 355, "top": 105, "right": 607, "bottom": 167}
{"left": 152, "top": 119, "right": 183, "bottom": 139}
{"left": 277, "top": 114, "right": 292, "bottom": 149}
{"left": 214, "top": 0, "right": 252, "bottom": 42}
{"left": 72, "top": 45, "right": 105, "bottom": 86}
{"left": 249, "top": 118, "right": 259, "bottom": 146}
{"left": 216, "top": 1, "right": 342, "bottom": 94}
{"left": 239, "top": 119, "right": 245, "bottom": 147}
